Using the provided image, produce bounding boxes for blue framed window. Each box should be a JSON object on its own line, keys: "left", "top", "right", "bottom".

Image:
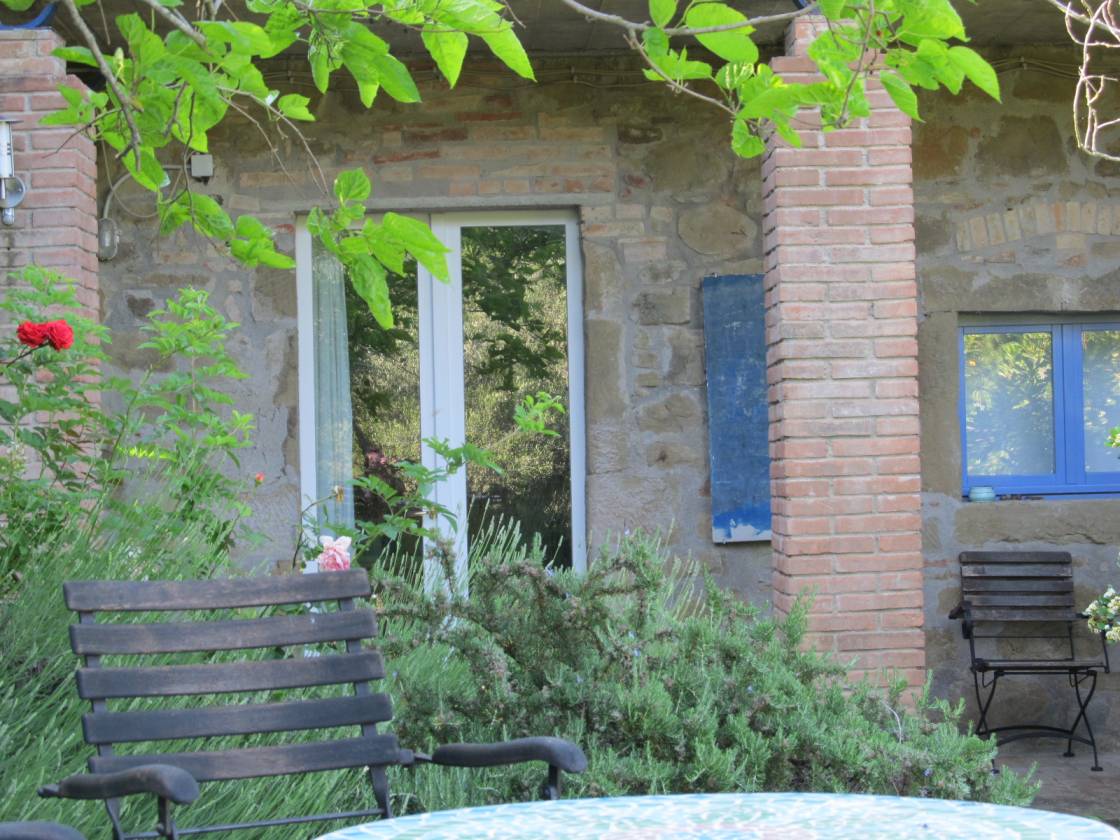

{"left": 960, "top": 320, "right": 1120, "bottom": 496}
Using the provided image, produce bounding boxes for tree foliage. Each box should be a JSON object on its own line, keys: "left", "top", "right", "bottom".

{"left": 559, "top": 1, "right": 999, "bottom": 157}
{"left": 0, "top": 0, "right": 1003, "bottom": 322}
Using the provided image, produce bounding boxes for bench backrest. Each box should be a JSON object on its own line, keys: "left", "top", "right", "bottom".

{"left": 64, "top": 570, "right": 399, "bottom": 797}
{"left": 959, "top": 550, "right": 1077, "bottom": 623}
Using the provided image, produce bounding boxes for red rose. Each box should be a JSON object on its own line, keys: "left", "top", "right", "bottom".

{"left": 16, "top": 321, "right": 49, "bottom": 348}
{"left": 44, "top": 320, "right": 74, "bottom": 350}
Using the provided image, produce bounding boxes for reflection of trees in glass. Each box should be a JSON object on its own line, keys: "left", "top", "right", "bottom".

{"left": 1083, "top": 329, "right": 1120, "bottom": 473}
{"left": 964, "top": 331, "right": 1054, "bottom": 475}
{"left": 462, "top": 226, "right": 571, "bottom": 566}
{"left": 345, "top": 266, "right": 421, "bottom": 538}
{"left": 342, "top": 225, "right": 572, "bottom": 565}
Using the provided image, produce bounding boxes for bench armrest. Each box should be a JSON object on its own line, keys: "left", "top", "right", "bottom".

{"left": 0, "top": 823, "right": 86, "bottom": 840}
{"left": 38, "top": 765, "right": 199, "bottom": 805}
{"left": 431, "top": 737, "right": 587, "bottom": 774}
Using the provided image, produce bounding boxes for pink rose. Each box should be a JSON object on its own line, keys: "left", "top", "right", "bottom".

{"left": 318, "top": 535, "right": 351, "bottom": 571}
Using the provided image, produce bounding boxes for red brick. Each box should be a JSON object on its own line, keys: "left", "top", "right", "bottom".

{"left": 809, "top": 613, "right": 879, "bottom": 633}
{"left": 881, "top": 610, "right": 924, "bottom": 629}
{"left": 831, "top": 437, "right": 918, "bottom": 457}
{"left": 835, "top": 512, "right": 921, "bottom": 534}
{"left": 837, "top": 591, "right": 922, "bottom": 612}
{"left": 869, "top": 147, "right": 912, "bottom": 166}
{"left": 870, "top": 225, "right": 915, "bottom": 245}
{"left": 772, "top": 187, "right": 866, "bottom": 208}
{"left": 833, "top": 552, "right": 922, "bottom": 573}
{"left": 874, "top": 337, "right": 918, "bottom": 357}
{"left": 825, "top": 127, "right": 911, "bottom": 147}
{"left": 869, "top": 185, "right": 914, "bottom": 206}
{"left": 828, "top": 206, "right": 913, "bottom": 226}
{"left": 837, "top": 630, "right": 924, "bottom": 651}
{"left": 824, "top": 166, "right": 911, "bottom": 186}
{"left": 876, "top": 494, "right": 921, "bottom": 513}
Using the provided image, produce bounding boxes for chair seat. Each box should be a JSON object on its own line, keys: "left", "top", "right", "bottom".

{"left": 974, "top": 658, "right": 1106, "bottom": 672}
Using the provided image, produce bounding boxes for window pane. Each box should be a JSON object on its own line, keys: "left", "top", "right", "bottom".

{"left": 1083, "top": 329, "right": 1120, "bottom": 474}
{"left": 963, "top": 331, "right": 1055, "bottom": 476}
{"left": 460, "top": 225, "right": 572, "bottom": 565}
{"left": 346, "top": 261, "right": 422, "bottom": 562}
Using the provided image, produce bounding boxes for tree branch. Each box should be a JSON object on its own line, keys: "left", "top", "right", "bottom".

{"left": 558, "top": 0, "right": 816, "bottom": 36}
{"left": 623, "top": 30, "right": 737, "bottom": 118}
{"left": 132, "top": 0, "right": 208, "bottom": 47}
{"left": 60, "top": 0, "right": 144, "bottom": 169}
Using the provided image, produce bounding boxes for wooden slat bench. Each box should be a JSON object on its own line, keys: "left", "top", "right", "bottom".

{"left": 949, "top": 551, "right": 1111, "bottom": 771}
{"left": 35, "top": 570, "right": 587, "bottom": 839}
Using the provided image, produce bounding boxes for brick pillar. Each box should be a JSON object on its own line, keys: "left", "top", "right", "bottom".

{"left": 763, "top": 16, "right": 923, "bottom": 686}
{"left": 0, "top": 28, "right": 98, "bottom": 320}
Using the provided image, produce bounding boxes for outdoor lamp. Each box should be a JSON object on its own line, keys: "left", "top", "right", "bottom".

{"left": 0, "top": 117, "right": 27, "bottom": 226}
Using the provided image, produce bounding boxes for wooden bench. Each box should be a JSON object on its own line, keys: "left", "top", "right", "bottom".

{"left": 35, "top": 570, "right": 586, "bottom": 839}
{"left": 949, "top": 550, "right": 1110, "bottom": 771}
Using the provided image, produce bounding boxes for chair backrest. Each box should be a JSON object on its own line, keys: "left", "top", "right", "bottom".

{"left": 958, "top": 550, "right": 1078, "bottom": 623}
{"left": 63, "top": 570, "right": 399, "bottom": 813}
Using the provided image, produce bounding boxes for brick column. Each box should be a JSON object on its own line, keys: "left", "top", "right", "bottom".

{"left": 763, "top": 16, "right": 923, "bottom": 686}
{"left": 0, "top": 28, "right": 98, "bottom": 320}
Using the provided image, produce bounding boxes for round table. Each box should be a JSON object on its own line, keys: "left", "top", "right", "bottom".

{"left": 315, "top": 792, "right": 1120, "bottom": 839}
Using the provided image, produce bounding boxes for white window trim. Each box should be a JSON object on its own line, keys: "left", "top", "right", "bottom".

{"left": 295, "top": 210, "right": 587, "bottom": 577}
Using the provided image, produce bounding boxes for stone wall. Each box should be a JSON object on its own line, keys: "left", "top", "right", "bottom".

{"left": 915, "top": 48, "right": 1120, "bottom": 746}
{"left": 98, "top": 56, "right": 772, "bottom": 596}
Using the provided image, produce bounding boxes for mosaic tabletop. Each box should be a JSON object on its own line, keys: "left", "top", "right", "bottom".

{"left": 316, "top": 792, "right": 1120, "bottom": 840}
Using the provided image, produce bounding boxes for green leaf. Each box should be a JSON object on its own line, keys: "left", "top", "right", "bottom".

{"left": 309, "top": 45, "right": 332, "bottom": 94}
{"left": 348, "top": 253, "right": 393, "bottom": 329}
{"left": 382, "top": 213, "right": 448, "bottom": 282}
{"left": 897, "top": 0, "right": 966, "bottom": 42}
{"left": 818, "top": 0, "right": 847, "bottom": 19}
{"left": 371, "top": 53, "right": 420, "bottom": 103}
{"left": 643, "top": 27, "right": 670, "bottom": 57}
{"left": 731, "top": 119, "right": 764, "bottom": 158}
{"left": 52, "top": 46, "right": 98, "bottom": 67}
{"left": 649, "top": 0, "right": 675, "bottom": 28}
{"left": 481, "top": 27, "right": 535, "bottom": 81}
{"left": 422, "top": 27, "right": 468, "bottom": 87}
{"left": 685, "top": 3, "right": 758, "bottom": 65}
{"left": 276, "top": 93, "right": 314, "bottom": 121}
{"left": 949, "top": 46, "right": 1001, "bottom": 101}
{"left": 183, "top": 192, "right": 235, "bottom": 240}
{"left": 122, "top": 148, "right": 170, "bottom": 192}
{"left": 334, "top": 168, "right": 371, "bottom": 205}
{"left": 879, "top": 70, "right": 920, "bottom": 120}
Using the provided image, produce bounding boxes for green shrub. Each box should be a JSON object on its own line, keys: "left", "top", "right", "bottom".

{"left": 376, "top": 525, "right": 1038, "bottom": 809}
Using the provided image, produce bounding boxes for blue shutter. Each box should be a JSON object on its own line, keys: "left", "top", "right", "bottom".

{"left": 702, "top": 274, "right": 771, "bottom": 543}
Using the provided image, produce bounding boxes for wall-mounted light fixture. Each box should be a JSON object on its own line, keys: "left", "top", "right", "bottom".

{"left": 0, "top": 117, "right": 26, "bottom": 227}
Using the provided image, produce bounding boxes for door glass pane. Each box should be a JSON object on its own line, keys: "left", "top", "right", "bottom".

{"left": 963, "top": 330, "right": 1055, "bottom": 476}
{"left": 345, "top": 261, "right": 422, "bottom": 564}
{"left": 1083, "top": 328, "right": 1120, "bottom": 473}
{"left": 460, "top": 225, "right": 571, "bottom": 565}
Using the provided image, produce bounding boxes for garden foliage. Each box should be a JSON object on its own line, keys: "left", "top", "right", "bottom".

{"left": 0, "top": 268, "right": 254, "bottom": 592}
{"left": 375, "top": 526, "right": 1037, "bottom": 809}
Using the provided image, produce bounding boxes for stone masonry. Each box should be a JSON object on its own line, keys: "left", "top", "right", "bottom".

{"left": 763, "top": 17, "right": 923, "bottom": 686}
{"left": 0, "top": 29, "right": 98, "bottom": 320}
{"left": 98, "top": 55, "right": 773, "bottom": 594}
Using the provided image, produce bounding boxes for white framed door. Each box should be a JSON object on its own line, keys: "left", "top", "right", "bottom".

{"left": 296, "top": 209, "right": 586, "bottom": 586}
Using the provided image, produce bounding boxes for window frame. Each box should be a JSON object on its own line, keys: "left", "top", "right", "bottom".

{"left": 295, "top": 210, "right": 587, "bottom": 578}
{"left": 959, "top": 317, "right": 1120, "bottom": 497}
